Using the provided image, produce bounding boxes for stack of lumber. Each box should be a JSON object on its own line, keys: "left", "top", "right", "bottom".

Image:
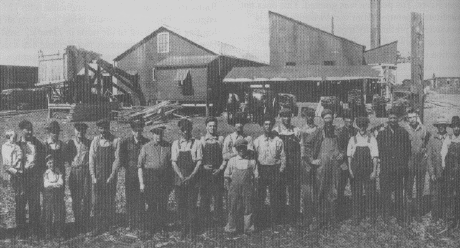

{"left": 124, "top": 101, "right": 185, "bottom": 126}
{"left": 70, "top": 102, "right": 120, "bottom": 122}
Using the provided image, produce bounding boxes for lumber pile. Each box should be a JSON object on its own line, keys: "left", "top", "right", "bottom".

{"left": 70, "top": 102, "right": 120, "bottom": 122}
{"left": 119, "top": 101, "right": 185, "bottom": 126}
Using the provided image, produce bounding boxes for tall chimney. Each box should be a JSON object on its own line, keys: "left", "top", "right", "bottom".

{"left": 370, "top": 0, "right": 381, "bottom": 49}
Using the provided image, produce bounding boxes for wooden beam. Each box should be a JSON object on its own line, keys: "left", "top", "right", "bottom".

{"left": 411, "top": 12, "right": 425, "bottom": 122}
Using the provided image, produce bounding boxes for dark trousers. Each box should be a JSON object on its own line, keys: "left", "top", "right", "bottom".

{"left": 337, "top": 169, "right": 350, "bottom": 218}
{"left": 69, "top": 167, "right": 91, "bottom": 230}
{"left": 43, "top": 189, "right": 65, "bottom": 237}
{"left": 257, "top": 165, "right": 282, "bottom": 226}
{"left": 446, "top": 171, "right": 460, "bottom": 222}
{"left": 200, "top": 174, "right": 224, "bottom": 224}
{"left": 280, "top": 168, "right": 301, "bottom": 223}
{"left": 142, "top": 170, "right": 171, "bottom": 233}
{"left": 15, "top": 178, "right": 41, "bottom": 235}
{"left": 176, "top": 186, "right": 199, "bottom": 234}
{"left": 93, "top": 180, "right": 117, "bottom": 231}
{"left": 125, "top": 170, "right": 141, "bottom": 229}
{"left": 407, "top": 167, "right": 427, "bottom": 218}
{"left": 351, "top": 176, "right": 377, "bottom": 222}
{"left": 431, "top": 178, "right": 446, "bottom": 220}
{"left": 381, "top": 169, "right": 407, "bottom": 222}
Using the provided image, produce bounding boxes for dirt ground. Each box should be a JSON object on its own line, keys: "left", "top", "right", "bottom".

{"left": 0, "top": 92, "right": 459, "bottom": 247}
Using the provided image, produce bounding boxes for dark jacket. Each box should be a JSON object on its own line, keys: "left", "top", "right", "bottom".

{"left": 377, "top": 125, "right": 411, "bottom": 172}
{"left": 306, "top": 125, "right": 342, "bottom": 163}
{"left": 120, "top": 136, "right": 149, "bottom": 173}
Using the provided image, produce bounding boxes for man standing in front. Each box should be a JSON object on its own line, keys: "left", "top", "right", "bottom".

{"left": 299, "top": 107, "right": 318, "bottom": 230}
{"left": 337, "top": 109, "right": 357, "bottom": 220}
{"left": 273, "top": 108, "right": 301, "bottom": 224}
{"left": 199, "top": 117, "right": 226, "bottom": 226}
{"left": 120, "top": 119, "right": 149, "bottom": 232}
{"left": 405, "top": 108, "right": 430, "bottom": 222}
{"left": 254, "top": 115, "right": 286, "bottom": 228}
{"left": 306, "top": 109, "right": 344, "bottom": 229}
{"left": 89, "top": 119, "right": 121, "bottom": 236}
{"left": 17, "top": 120, "right": 45, "bottom": 239}
{"left": 66, "top": 123, "right": 92, "bottom": 233}
{"left": 223, "top": 113, "right": 254, "bottom": 161}
{"left": 441, "top": 116, "right": 460, "bottom": 229}
{"left": 138, "top": 126, "right": 172, "bottom": 237}
{"left": 426, "top": 116, "right": 449, "bottom": 222}
{"left": 377, "top": 108, "right": 411, "bottom": 225}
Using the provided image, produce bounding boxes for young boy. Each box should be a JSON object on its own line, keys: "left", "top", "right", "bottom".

{"left": 224, "top": 139, "right": 258, "bottom": 235}
{"left": 43, "top": 154, "right": 65, "bottom": 240}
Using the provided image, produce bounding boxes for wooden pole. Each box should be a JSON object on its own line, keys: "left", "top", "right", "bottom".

{"left": 411, "top": 12, "right": 425, "bottom": 123}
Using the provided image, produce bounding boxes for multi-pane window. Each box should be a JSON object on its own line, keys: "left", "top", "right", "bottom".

{"left": 157, "top": 32, "right": 169, "bottom": 53}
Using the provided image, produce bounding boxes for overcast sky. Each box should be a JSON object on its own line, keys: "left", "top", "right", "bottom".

{"left": 1, "top": 0, "right": 459, "bottom": 77}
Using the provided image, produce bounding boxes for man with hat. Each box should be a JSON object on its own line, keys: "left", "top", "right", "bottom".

{"left": 347, "top": 116, "right": 379, "bottom": 225}
{"left": 377, "top": 108, "right": 411, "bottom": 225}
{"left": 89, "top": 118, "right": 121, "bottom": 236}
{"left": 336, "top": 109, "right": 358, "bottom": 220}
{"left": 404, "top": 108, "right": 431, "bottom": 222}
{"left": 16, "top": 119, "right": 45, "bottom": 238}
{"left": 273, "top": 108, "right": 301, "bottom": 224}
{"left": 138, "top": 125, "right": 172, "bottom": 237}
{"left": 223, "top": 112, "right": 254, "bottom": 161}
{"left": 441, "top": 116, "right": 460, "bottom": 229}
{"left": 306, "top": 108, "right": 344, "bottom": 229}
{"left": 427, "top": 116, "right": 449, "bottom": 221}
{"left": 299, "top": 107, "right": 318, "bottom": 229}
{"left": 65, "top": 122, "right": 92, "bottom": 233}
{"left": 119, "top": 119, "right": 149, "bottom": 232}
{"left": 254, "top": 114, "right": 286, "bottom": 228}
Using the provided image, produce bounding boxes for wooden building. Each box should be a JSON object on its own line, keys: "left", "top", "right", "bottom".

{"left": 269, "top": 11, "right": 365, "bottom": 67}
{"left": 113, "top": 26, "right": 265, "bottom": 112}
{"left": 0, "top": 65, "right": 37, "bottom": 92}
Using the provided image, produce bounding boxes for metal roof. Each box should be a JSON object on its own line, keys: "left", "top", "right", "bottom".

{"left": 155, "top": 56, "right": 218, "bottom": 68}
{"left": 224, "top": 65, "right": 381, "bottom": 83}
{"left": 364, "top": 41, "right": 398, "bottom": 65}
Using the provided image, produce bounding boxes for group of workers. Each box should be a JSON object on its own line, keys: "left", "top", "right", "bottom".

{"left": 2, "top": 105, "right": 460, "bottom": 241}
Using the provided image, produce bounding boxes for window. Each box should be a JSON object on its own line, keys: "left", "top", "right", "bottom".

{"left": 157, "top": 32, "right": 169, "bottom": 53}
{"left": 175, "top": 69, "right": 193, "bottom": 96}
{"left": 152, "top": 68, "right": 156, "bottom": 81}
{"left": 286, "top": 62, "right": 296, "bottom": 66}
{"left": 323, "top": 61, "right": 336, "bottom": 66}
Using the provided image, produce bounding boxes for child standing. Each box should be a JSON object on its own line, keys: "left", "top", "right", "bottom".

{"left": 224, "top": 139, "right": 258, "bottom": 235}
{"left": 43, "top": 154, "right": 65, "bottom": 240}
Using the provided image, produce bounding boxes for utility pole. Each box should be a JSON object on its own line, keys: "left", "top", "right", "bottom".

{"left": 370, "top": 0, "right": 381, "bottom": 49}
{"left": 411, "top": 12, "right": 425, "bottom": 122}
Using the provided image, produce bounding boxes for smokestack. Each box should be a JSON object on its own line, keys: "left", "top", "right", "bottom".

{"left": 370, "top": 0, "right": 381, "bottom": 49}
{"left": 331, "top": 16, "right": 334, "bottom": 34}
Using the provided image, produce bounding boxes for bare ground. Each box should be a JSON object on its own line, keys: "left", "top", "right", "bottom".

{"left": 0, "top": 92, "right": 459, "bottom": 247}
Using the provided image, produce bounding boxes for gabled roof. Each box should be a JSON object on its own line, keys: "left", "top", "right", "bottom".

{"left": 269, "top": 11, "right": 365, "bottom": 49}
{"left": 155, "top": 55, "right": 218, "bottom": 68}
{"left": 364, "top": 41, "right": 398, "bottom": 65}
{"left": 114, "top": 25, "right": 264, "bottom": 64}
{"left": 224, "top": 65, "right": 380, "bottom": 83}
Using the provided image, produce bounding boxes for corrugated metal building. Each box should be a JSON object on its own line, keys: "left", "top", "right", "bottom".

{"left": 113, "top": 26, "right": 265, "bottom": 111}
{"left": 269, "top": 11, "right": 365, "bottom": 67}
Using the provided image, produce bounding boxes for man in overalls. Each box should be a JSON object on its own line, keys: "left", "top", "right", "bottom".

{"left": 120, "top": 119, "right": 149, "bottom": 232}
{"left": 347, "top": 117, "right": 379, "bottom": 225}
{"left": 405, "top": 109, "right": 430, "bottom": 222}
{"left": 199, "top": 117, "right": 226, "bottom": 226}
{"left": 138, "top": 126, "right": 172, "bottom": 237}
{"left": 89, "top": 119, "right": 121, "bottom": 236}
{"left": 306, "top": 109, "right": 343, "bottom": 229}
{"left": 441, "top": 116, "right": 460, "bottom": 229}
{"left": 377, "top": 108, "right": 411, "bottom": 225}
{"left": 337, "top": 109, "right": 357, "bottom": 220}
{"left": 171, "top": 119, "right": 202, "bottom": 239}
{"left": 299, "top": 107, "right": 318, "bottom": 230}
{"left": 273, "top": 108, "right": 301, "bottom": 224}
{"left": 427, "top": 116, "right": 449, "bottom": 222}
{"left": 254, "top": 114, "right": 286, "bottom": 228}
{"left": 66, "top": 122, "right": 92, "bottom": 233}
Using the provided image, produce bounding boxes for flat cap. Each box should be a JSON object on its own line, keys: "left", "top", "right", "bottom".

{"left": 433, "top": 116, "right": 449, "bottom": 126}
{"left": 356, "top": 116, "right": 370, "bottom": 127}
{"left": 150, "top": 125, "right": 166, "bottom": 135}
{"left": 233, "top": 112, "right": 248, "bottom": 125}
{"left": 45, "top": 121, "right": 62, "bottom": 133}
{"left": 178, "top": 118, "right": 193, "bottom": 130}
{"left": 96, "top": 119, "right": 110, "bottom": 128}
{"left": 451, "top": 116, "right": 460, "bottom": 128}
{"left": 301, "top": 107, "right": 316, "bottom": 117}
{"left": 74, "top": 122, "right": 88, "bottom": 131}
{"left": 130, "top": 119, "right": 145, "bottom": 129}
{"left": 18, "top": 120, "right": 33, "bottom": 130}
{"left": 234, "top": 138, "right": 248, "bottom": 148}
